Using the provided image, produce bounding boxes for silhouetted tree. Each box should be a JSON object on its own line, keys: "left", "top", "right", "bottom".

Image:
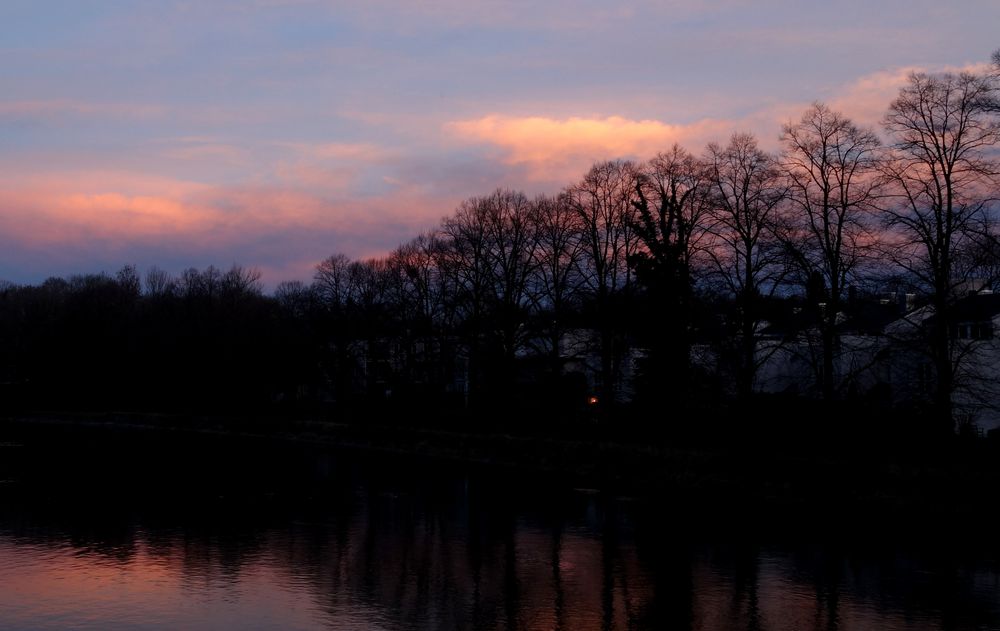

{"left": 882, "top": 68, "right": 1000, "bottom": 429}
{"left": 220, "top": 265, "right": 262, "bottom": 300}
{"left": 528, "top": 193, "right": 586, "bottom": 380}
{"left": 143, "top": 266, "right": 173, "bottom": 297}
{"left": 312, "top": 254, "right": 367, "bottom": 405}
{"left": 314, "top": 254, "right": 353, "bottom": 312}
{"left": 438, "top": 189, "right": 540, "bottom": 404}
{"left": 780, "top": 103, "right": 883, "bottom": 399}
{"left": 629, "top": 145, "right": 710, "bottom": 405}
{"left": 480, "top": 189, "right": 540, "bottom": 388}
{"left": 566, "top": 160, "right": 641, "bottom": 406}
{"left": 439, "top": 195, "right": 493, "bottom": 404}
{"left": 387, "top": 232, "right": 456, "bottom": 402}
{"left": 274, "top": 281, "right": 312, "bottom": 316}
{"left": 705, "top": 133, "right": 788, "bottom": 398}
{"left": 116, "top": 264, "right": 141, "bottom": 299}
{"left": 391, "top": 233, "right": 445, "bottom": 332}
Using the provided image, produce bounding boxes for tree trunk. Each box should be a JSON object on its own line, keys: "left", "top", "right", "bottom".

{"left": 821, "top": 293, "right": 839, "bottom": 401}
{"left": 931, "top": 297, "right": 954, "bottom": 432}
{"left": 600, "top": 322, "right": 615, "bottom": 406}
{"left": 739, "top": 291, "right": 756, "bottom": 399}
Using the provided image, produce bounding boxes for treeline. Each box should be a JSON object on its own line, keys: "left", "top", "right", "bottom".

{"left": 0, "top": 265, "right": 304, "bottom": 413}
{"left": 1, "top": 57, "right": 999, "bottom": 432}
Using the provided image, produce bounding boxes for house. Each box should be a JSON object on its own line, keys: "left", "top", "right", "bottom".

{"left": 881, "top": 290, "right": 1000, "bottom": 434}
{"left": 754, "top": 289, "right": 1000, "bottom": 434}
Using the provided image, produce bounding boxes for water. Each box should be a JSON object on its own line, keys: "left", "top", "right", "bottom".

{"left": 1, "top": 433, "right": 999, "bottom": 630}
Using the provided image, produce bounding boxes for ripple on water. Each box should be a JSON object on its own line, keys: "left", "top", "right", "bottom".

{"left": 1, "top": 479, "right": 999, "bottom": 630}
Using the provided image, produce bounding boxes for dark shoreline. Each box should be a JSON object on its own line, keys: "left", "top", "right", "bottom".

{"left": 3, "top": 411, "right": 1000, "bottom": 532}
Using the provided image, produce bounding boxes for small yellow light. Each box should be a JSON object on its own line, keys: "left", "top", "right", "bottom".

{"left": 587, "top": 396, "right": 599, "bottom": 405}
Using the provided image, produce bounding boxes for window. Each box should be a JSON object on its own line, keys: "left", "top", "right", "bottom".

{"left": 953, "top": 321, "right": 994, "bottom": 340}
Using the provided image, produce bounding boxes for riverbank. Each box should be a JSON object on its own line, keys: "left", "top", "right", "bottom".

{"left": 3, "top": 411, "right": 1000, "bottom": 531}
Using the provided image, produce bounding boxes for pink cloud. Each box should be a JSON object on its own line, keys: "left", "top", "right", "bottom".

{"left": 827, "top": 62, "right": 992, "bottom": 128}
{"left": 826, "top": 67, "right": 922, "bottom": 128}
{"left": 0, "top": 170, "right": 455, "bottom": 284}
{"left": 266, "top": 141, "right": 401, "bottom": 195}
{"left": 0, "top": 188, "right": 219, "bottom": 249}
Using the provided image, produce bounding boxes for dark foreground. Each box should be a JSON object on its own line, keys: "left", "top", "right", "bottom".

{"left": 2, "top": 418, "right": 1000, "bottom": 630}
{"left": 3, "top": 412, "right": 1000, "bottom": 528}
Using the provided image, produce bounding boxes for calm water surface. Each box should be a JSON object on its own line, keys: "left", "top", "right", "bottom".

{"left": 0, "top": 433, "right": 999, "bottom": 630}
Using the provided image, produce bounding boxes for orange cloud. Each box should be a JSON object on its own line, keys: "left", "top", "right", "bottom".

{"left": 446, "top": 114, "right": 732, "bottom": 182}
{"left": 0, "top": 190, "right": 214, "bottom": 247}
{"left": 61, "top": 193, "right": 213, "bottom": 236}
{"left": 445, "top": 61, "right": 996, "bottom": 188}
{"left": 0, "top": 186, "right": 417, "bottom": 246}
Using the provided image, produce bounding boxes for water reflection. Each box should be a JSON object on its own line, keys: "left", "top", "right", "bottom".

{"left": 0, "top": 441, "right": 999, "bottom": 630}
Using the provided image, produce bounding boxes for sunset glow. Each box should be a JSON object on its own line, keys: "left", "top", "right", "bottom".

{"left": 1, "top": 1, "right": 997, "bottom": 285}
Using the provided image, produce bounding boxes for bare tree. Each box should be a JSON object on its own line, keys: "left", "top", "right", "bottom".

{"left": 441, "top": 189, "right": 540, "bottom": 398}
{"left": 704, "top": 133, "right": 788, "bottom": 398}
{"left": 780, "top": 103, "right": 883, "bottom": 400}
{"left": 391, "top": 232, "right": 447, "bottom": 329}
{"left": 274, "top": 280, "right": 314, "bottom": 318}
{"left": 144, "top": 266, "right": 173, "bottom": 297}
{"left": 440, "top": 198, "right": 490, "bottom": 325}
{"left": 438, "top": 191, "right": 528, "bottom": 400}
{"left": 882, "top": 69, "right": 1000, "bottom": 429}
{"left": 528, "top": 193, "right": 585, "bottom": 376}
{"left": 220, "top": 265, "right": 263, "bottom": 301}
{"left": 566, "top": 160, "right": 641, "bottom": 405}
{"left": 481, "top": 189, "right": 539, "bottom": 368}
{"left": 439, "top": 195, "right": 491, "bottom": 399}
{"left": 115, "top": 264, "right": 141, "bottom": 299}
{"left": 178, "top": 265, "right": 223, "bottom": 302}
{"left": 386, "top": 233, "right": 450, "bottom": 393}
{"left": 313, "top": 254, "right": 367, "bottom": 403}
{"left": 347, "top": 258, "right": 393, "bottom": 312}
{"left": 314, "top": 253, "right": 353, "bottom": 311}
{"left": 630, "top": 145, "right": 710, "bottom": 400}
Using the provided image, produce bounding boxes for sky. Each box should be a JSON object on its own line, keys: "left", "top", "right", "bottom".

{"left": 1, "top": 0, "right": 997, "bottom": 287}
